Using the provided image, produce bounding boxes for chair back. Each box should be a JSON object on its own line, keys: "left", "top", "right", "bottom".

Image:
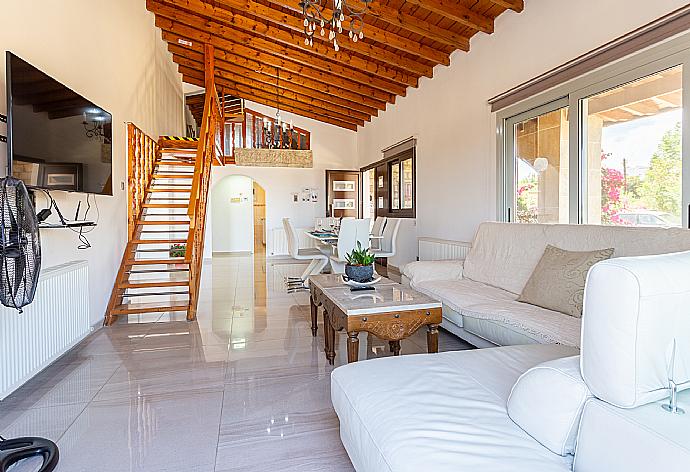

{"left": 380, "top": 218, "right": 402, "bottom": 254}
{"left": 282, "top": 218, "right": 299, "bottom": 258}
{"left": 371, "top": 216, "right": 387, "bottom": 236}
{"left": 336, "top": 218, "right": 371, "bottom": 261}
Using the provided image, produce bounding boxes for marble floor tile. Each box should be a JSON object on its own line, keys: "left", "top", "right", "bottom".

{"left": 55, "top": 391, "right": 223, "bottom": 472}
{"left": 1, "top": 252, "right": 477, "bottom": 471}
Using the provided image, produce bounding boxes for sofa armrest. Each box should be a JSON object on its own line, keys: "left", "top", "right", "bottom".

{"left": 402, "top": 260, "right": 465, "bottom": 286}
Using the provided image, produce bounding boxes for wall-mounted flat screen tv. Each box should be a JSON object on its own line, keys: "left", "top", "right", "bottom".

{"left": 6, "top": 52, "right": 113, "bottom": 195}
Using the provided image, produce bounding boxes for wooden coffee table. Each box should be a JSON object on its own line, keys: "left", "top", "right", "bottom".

{"left": 309, "top": 274, "right": 442, "bottom": 364}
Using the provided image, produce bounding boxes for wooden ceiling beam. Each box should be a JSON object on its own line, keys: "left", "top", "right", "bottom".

{"left": 402, "top": 0, "right": 494, "bottom": 34}
{"left": 169, "top": 43, "right": 385, "bottom": 112}
{"left": 171, "top": 0, "right": 449, "bottom": 65}
{"left": 179, "top": 65, "right": 366, "bottom": 126}
{"left": 148, "top": 1, "right": 426, "bottom": 82}
{"left": 345, "top": 0, "right": 470, "bottom": 49}
{"left": 183, "top": 74, "right": 359, "bottom": 130}
{"left": 174, "top": 56, "right": 374, "bottom": 121}
{"left": 154, "top": 17, "right": 414, "bottom": 93}
{"left": 488, "top": 0, "right": 524, "bottom": 13}
{"left": 164, "top": 31, "right": 396, "bottom": 103}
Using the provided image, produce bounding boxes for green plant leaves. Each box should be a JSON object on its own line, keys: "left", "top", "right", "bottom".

{"left": 345, "top": 241, "right": 375, "bottom": 266}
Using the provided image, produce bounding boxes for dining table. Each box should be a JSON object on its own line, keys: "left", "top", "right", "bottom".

{"left": 305, "top": 230, "right": 383, "bottom": 246}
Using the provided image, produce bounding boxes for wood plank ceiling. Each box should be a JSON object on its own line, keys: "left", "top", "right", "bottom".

{"left": 147, "top": 0, "right": 524, "bottom": 130}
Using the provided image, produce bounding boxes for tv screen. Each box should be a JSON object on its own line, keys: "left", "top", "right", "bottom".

{"left": 6, "top": 52, "right": 113, "bottom": 195}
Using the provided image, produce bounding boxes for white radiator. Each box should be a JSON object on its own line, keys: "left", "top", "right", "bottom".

{"left": 418, "top": 237, "right": 472, "bottom": 261}
{"left": 269, "top": 227, "right": 316, "bottom": 256}
{"left": 0, "top": 260, "right": 90, "bottom": 400}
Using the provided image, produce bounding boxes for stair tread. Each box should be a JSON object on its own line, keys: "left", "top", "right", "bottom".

{"left": 152, "top": 174, "right": 193, "bottom": 179}
{"left": 119, "top": 279, "right": 189, "bottom": 288}
{"left": 137, "top": 220, "right": 190, "bottom": 225}
{"left": 126, "top": 258, "right": 188, "bottom": 265}
{"left": 148, "top": 188, "right": 191, "bottom": 193}
{"left": 142, "top": 203, "right": 188, "bottom": 208}
{"left": 156, "top": 161, "right": 195, "bottom": 166}
{"left": 131, "top": 239, "right": 187, "bottom": 244}
{"left": 112, "top": 301, "right": 189, "bottom": 315}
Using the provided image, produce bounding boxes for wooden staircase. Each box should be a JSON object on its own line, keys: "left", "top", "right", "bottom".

{"left": 104, "top": 44, "right": 224, "bottom": 326}
{"left": 104, "top": 139, "right": 197, "bottom": 323}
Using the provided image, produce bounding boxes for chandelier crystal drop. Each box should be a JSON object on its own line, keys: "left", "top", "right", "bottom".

{"left": 299, "top": 0, "right": 373, "bottom": 50}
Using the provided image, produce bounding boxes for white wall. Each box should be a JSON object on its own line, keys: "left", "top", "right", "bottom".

{"left": 212, "top": 175, "right": 254, "bottom": 253}
{"left": 208, "top": 100, "right": 357, "bottom": 255}
{"left": 0, "top": 1, "right": 184, "bottom": 324}
{"left": 356, "top": 0, "right": 689, "bottom": 243}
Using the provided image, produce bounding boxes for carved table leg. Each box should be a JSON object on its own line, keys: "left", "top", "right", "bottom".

{"left": 389, "top": 340, "right": 401, "bottom": 356}
{"left": 347, "top": 331, "right": 360, "bottom": 363}
{"left": 427, "top": 324, "right": 439, "bottom": 353}
{"left": 309, "top": 295, "right": 318, "bottom": 337}
{"left": 325, "top": 310, "right": 336, "bottom": 365}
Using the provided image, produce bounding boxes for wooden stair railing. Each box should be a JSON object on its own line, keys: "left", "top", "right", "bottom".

{"left": 104, "top": 44, "right": 222, "bottom": 326}
{"left": 186, "top": 44, "right": 223, "bottom": 321}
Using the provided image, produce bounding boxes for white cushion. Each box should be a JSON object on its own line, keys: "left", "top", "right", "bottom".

{"left": 331, "top": 344, "right": 578, "bottom": 472}
{"left": 574, "top": 395, "right": 690, "bottom": 472}
{"left": 581, "top": 251, "right": 690, "bottom": 408}
{"left": 462, "top": 222, "right": 690, "bottom": 295}
{"left": 507, "top": 356, "right": 591, "bottom": 456}
{"left": 414, "top": 278, "right": 516, "bottom": 308}
{"left": 402, "top": 260, "right": 464, "bottom": 285}
{"left": 462, "top": 300, "right": 582, "bottom": 347}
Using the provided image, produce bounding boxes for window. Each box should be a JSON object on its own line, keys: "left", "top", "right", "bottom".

{"left": 505, "top": 102, "right": 570, "bottom": 224}
{"left": 402, "top": 158, "right": 413, "bottom": 209}
{"left": 582, "top": 66, "right": 682, "bottom": 227}
{"left": 498, "top": 36, "right": 690, "bottom": 228}
{"left": 390, "top": 162, "right": 400, "bottom": 210}
{"left": 361, "top": 141, "right": 415, "bottom": 218}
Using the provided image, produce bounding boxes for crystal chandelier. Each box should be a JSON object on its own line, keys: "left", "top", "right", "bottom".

{"left": 299, "top": 0, "right": 373, "bottom": 52}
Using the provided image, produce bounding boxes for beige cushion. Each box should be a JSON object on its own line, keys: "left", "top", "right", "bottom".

{"left": 517, "top": 245, "right": 613, "bottom": 318}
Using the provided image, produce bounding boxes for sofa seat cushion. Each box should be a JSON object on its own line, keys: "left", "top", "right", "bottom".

{"left": 331, "top": 344, "right": 578, "bottom": 472}
{"left": 462, "top": 300, "right": 582, "bottom": 347}
{"left": 414, "top": 278, "right": 517, "bottom": 310}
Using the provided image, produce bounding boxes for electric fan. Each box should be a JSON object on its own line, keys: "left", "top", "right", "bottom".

{"left": 0, "top": 176, "right": 41, "bottom": 311}
{"left": 0, "top": 176, "right": 58, "bottom": 472}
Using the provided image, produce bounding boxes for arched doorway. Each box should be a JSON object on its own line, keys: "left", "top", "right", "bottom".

{"left": 210, "top": 174, "right": 267, "bottom": 255}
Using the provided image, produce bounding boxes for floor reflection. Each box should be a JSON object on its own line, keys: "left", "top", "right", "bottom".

{"left": 1, "top": 253, "right": 472, "bottom": 471}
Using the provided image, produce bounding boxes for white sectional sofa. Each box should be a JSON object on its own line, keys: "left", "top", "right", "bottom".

{"left": 403, "top": 222, "right": 690, "bottom": 347}
{"left": 332, "top": 251, "right": 690, "bottom": 471}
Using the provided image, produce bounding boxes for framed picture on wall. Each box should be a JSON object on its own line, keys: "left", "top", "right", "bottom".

{"left": 333, "top": 198, "right": 355, "bottom": 209}
{"left": 333, "top": 180, "right": 355, "bottom": 192}
{"left": 378, "top": 176, "right": 384, "bottom": 188}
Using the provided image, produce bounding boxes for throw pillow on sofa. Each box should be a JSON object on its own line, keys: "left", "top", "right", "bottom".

{"left": 507, "top": 356, "right": 592, "bottom": 456}
{"left": 518, "top": 245, "right": 614, "bottom": 317}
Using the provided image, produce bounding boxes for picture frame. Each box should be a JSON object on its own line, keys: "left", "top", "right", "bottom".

{"left": 333, "top": 198, "right": 355, "bottom": 209}
{"left": 333, "top": 180, "right": 355, "bottom": 192}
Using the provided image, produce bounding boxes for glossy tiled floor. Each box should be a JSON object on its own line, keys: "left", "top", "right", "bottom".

{"left": 1, "top": 253, "right": 472, "bottom": 472}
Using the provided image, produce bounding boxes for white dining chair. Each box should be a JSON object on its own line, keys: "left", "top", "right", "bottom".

{"left": 369, "top": 216, "right": 387, "bottom": 251}
{"left": 372, "top": 217, "right": 401, "bottom": 259}
{"left": 283, "top": 218, "right": 329, "bottom": 292}
{"left": 329, "top": 218, "right": 371, "bottom": 274}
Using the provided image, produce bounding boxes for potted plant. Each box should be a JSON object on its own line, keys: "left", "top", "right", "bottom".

{"left": 344, "top": 242, "right": 375, "bottom": 283}
{"left": 169, "top": 243, "right": 186, "bottom": 258}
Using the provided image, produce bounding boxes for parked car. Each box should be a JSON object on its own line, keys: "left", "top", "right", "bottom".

{"left": 615, "top": 210, "right": 680, "bottom": 227}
